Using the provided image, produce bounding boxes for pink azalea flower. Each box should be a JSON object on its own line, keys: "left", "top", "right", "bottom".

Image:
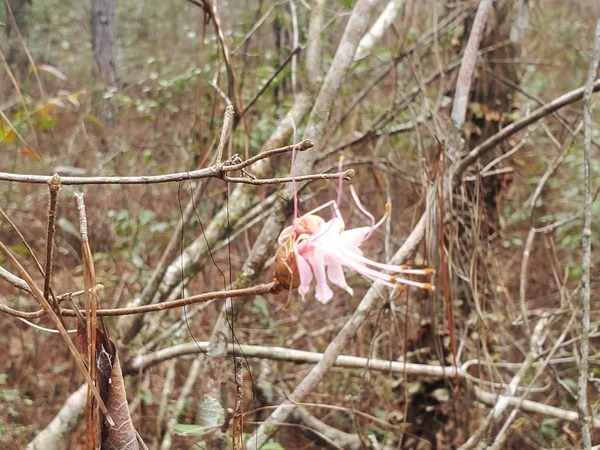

{"left": 274, "top": 188, "right": 434, "bottom": 304}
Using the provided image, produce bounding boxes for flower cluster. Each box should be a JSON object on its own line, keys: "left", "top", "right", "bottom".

{"left": 274, "top": 189, "right": 434, "bottom": 304}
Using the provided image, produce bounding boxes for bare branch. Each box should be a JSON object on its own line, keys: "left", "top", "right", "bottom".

{"left": 0, "top": 265, "right": 31, "bottom": 294}
{"left": 43, "top": 174, "right": 60, "bottom": 304}
{"left": 117, "top": 93, "right": 313, "bottom": 346}
{"left": 0, "top": 140, "right": 314, "bottom": 185}
{"left": 222, "top": 169, "right": 354, "bottom": 185}
{"left": 354, "top": 0, "right": 405, "bottom": 61}
{"left": 450, "top": 0, "right": 492, "bottom": 131}
{"left": 62, "top": 283, "right": 278, "bottom": 317}
{"left": 578, "top": 19, "right": 600, "bottom": 450}
{"left": 128, "top": 340, "right": 600, "bottom": 430}
{"left": 457, "top": 79, "right": 600, "bottom": 177}
{"left": 474, "top": 387, "right": 600, "bottom": 429}
{"left": 215, "top": 105, "right": 234, "bottom": 164}
{"left": 0, "top": 241, "right": 112, "bottom": 424}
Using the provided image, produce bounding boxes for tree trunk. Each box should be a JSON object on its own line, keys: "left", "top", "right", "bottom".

{"left": 91, "top": 0, "right": 117, "bottom": 86}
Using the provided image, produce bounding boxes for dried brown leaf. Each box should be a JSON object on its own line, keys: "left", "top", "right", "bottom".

{"left": 99, "top": 333, "right": 139, "bottom": 450}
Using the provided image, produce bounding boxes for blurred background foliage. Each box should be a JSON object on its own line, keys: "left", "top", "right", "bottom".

{"left": 1, "top": 0, "right": 599, "bottom": 448}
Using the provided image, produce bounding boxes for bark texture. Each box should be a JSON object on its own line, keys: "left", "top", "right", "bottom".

{"left": 91, "top": 0, "right": 118, "bottom": 85}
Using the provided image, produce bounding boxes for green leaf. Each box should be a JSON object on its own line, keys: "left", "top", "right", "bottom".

{"left": 139, "top": 388, "right": 154, "bottom": 405}
{"left": 8, "top": 245, "right": 32, "bottom": 256}
{"left": 39, "top": 114, "right": 57, "bottom": 131}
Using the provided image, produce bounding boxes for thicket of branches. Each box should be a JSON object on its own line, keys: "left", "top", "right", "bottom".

{"left": 0, "top": 0, "right": 599, "bottom": 449}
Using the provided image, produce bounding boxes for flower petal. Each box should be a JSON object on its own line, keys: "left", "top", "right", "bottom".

{"left": 340, "top": 226, "right": 371, "bottom": 248}
{"left": 326, "top": 260, "right": 353, "bottom": 295}
{"left": 295, "top": 251, "right": 313, "bottom": 301}
{"left": 307, "top": 249, "right": 333, "bottom": 303}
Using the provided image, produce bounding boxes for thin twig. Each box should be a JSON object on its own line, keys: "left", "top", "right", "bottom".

{"left": 457, "top": 79, "right": 600, "bottom": 177}
{"left": 578, "top": 19, "right": 600, "bottom": 450}
{"left": 0, "top": 265, "right": 31, "bottom": 294}
{"left": 233, "top": 357, "right": 244, "bottom": 450}
{"left": 222, "top": 169, "right": 354, "bottom": 185}
{"left": 185, "top": 0, "right": 238, "bottom": 113}
{"left": 61, "top": 283, "right": 278, "bottom": 317}
{"left": 159, "top": 355, "right": 205, "bottom": 450}
{"left": 44, "top": 174, "right": 60, "bottom": 305}
{"left": 130, "top": 341, "right": 462, "bottom": 377}
{"left": 74, "top": 192, "right": 102, "bottom": 447}
{"left": 241, "top": 46, "right": 303, "bottom": 117}
{"left": 1, "top": 283, "right": 277, "bottom": 320}
{"left": 0, "top": 140, "right": 314, "bottom": 185}
{"left": 216, "top": 105, "right": 234, "bottom": 164}
{"left": 0, "top": 240, "right": 113, "bottom": 425}
{"left": 474, "top": 386, "right": 600, "bottom": 428}
{"left": 518, "top": 148, "right": 567, "bottom": 332}
{"left": 0, "top": 285, "right": 104, "bottom": 320}
{"left": 0, "top": 206, "right": 47, "bottom": 280}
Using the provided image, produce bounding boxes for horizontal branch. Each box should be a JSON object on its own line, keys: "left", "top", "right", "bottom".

{"left": 222, "top": 169, "right": 355, "bottom": 185}
{"left": 129, "top": 342, "right": 600, "bottom": 429}
{"left": 60, "top": 282, "right": 279, "bottom": 317}
{"left": 1, "top": 283, "right": 277, "bottom": 320}
{"left": 475, "top": 387, "right": 600, "bottom": 428}
{"left": 129, "top": 341, "right": 465, "bottom": 377}
{"left": 0, "top": 140, "right": 314, "bottom": 185}
{"left": 0, "top": 284, "right": 105, "bottom": 319}
{"left": 457, "top": 78, "right": 600, "bottom": 175}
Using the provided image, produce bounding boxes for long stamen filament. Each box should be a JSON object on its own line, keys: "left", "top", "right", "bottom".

{"left": 349, "top": 185, "right": 376, "bottom": 228}
{"left": 288, "top": 113, "right": 299, "bottom": 221}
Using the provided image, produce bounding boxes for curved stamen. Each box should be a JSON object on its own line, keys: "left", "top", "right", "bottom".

{"left": 349, "top": 185, "right": 376, "bottom": 229}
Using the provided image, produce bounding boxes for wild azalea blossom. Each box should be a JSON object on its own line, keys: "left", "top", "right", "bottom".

{"left": 274, "top": 186, "right": 434, "bottom": 304}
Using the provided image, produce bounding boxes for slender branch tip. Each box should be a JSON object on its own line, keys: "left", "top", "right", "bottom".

{"left": 49, "top": 173, "right": 61, "bottom": 187}
{"left": 299, "top": 139, "right": 314, "bottom": 150}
